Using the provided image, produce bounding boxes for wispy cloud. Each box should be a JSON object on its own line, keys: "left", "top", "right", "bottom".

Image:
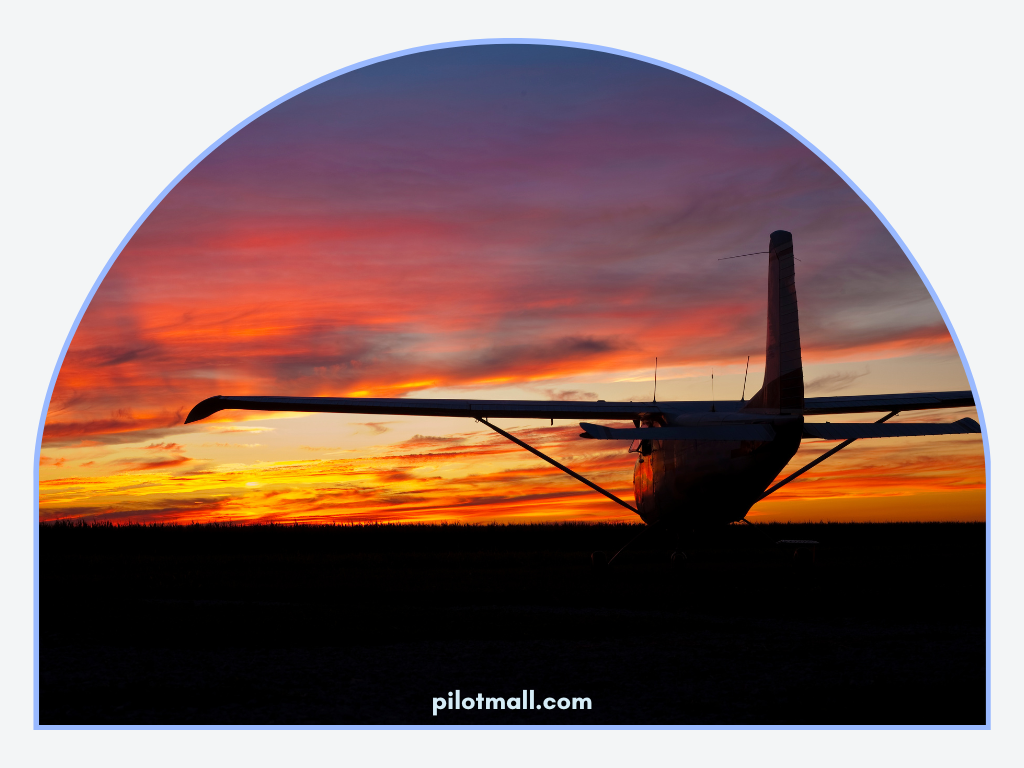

{"left": 351, "top": 422, "right": 391, "bottom": 435}
{"left": 113, "top": 455, "right": 193, "bottom": 471}
{"left": 805, "top": 369, "right": 870, "bottom": 395}
{"left": 538, "top": 388, "right": 599, "bottom": 401}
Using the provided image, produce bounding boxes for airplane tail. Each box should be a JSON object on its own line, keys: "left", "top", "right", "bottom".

{"left": 743, "top": 230, "right": 804, "bottom": 413}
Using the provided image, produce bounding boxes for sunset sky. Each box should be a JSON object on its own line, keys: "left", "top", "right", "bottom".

{"left": 39, "top": 44, "right": 983, "bottom": 524}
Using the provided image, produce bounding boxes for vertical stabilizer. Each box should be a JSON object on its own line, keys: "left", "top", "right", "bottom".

{"left": 743, "top": 230, "right": 804, "bottom": 413}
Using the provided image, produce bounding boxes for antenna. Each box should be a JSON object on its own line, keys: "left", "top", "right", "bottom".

{"left": 741, "top": 355, "right": 750, "bottom": 401}
{"left": 718, "top": 250, "right": 801, "bottom": 262}
{"left": 653, "top": 357, "right": 658, "bottom": 403}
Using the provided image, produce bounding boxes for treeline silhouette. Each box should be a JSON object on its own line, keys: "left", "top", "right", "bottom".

{"left": 39, "top": 518, "right": 983, "bottom": 555}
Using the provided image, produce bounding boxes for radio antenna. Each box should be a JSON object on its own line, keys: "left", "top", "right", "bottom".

{"left": 653, "top": 357, "right": 658, "bottom": 403}
{"left": 718, "top": 250, "right": 801, "bottom": 262}
{"left": 740, "top": 355, "right": 750, "bottom": 401}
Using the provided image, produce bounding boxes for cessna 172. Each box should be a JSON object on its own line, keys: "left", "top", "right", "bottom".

{"left": 185, "top": 231, "right": 979, "bottom": 537}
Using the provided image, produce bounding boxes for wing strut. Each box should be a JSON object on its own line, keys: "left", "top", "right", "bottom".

{"left": 759, "top": 410, "right": 900, "bottom": 501}
{"left": 475, "top": 418, "right": 638, "bottom": 514}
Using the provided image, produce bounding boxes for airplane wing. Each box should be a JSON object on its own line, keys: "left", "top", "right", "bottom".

{"left": 802, "top": 390, "right": 974, "bottom": 415}
{"left": 183, "top": 395, "right": 676, "bottom": 424}
{"left": 184, "top": 389, "right": 977, "bottom": 425}
{"left": 802, "top": 417, "right": 980, "bottom": 440}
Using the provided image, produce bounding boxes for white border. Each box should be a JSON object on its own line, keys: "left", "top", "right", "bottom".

{"left": 4, "top": 1, "right": 1020, "bottom": 765}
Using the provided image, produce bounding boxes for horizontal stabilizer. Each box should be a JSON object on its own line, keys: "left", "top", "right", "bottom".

{"left": 803, "top": 391, "right": 974, "bottom": 415}
{"left": 579, "top": 422, "right": 776, "bottom": 441}
{"left": 802, "top": 417, "right": 981, "bottom": 440}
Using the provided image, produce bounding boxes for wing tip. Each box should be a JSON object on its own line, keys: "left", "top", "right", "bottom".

{"left": 184, "top": 396, "right": 224, "bottom": 424}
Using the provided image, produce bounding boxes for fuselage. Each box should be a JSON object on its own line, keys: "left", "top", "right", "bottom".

{"left": 631, "top": 229, "right": 806, "bottom": 529}
{"left": 632, "top": 407, "right": 803, "bottom": 528}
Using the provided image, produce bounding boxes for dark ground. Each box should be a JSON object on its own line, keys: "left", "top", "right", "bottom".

{"left": 38, "top": 521, "right": 987, "bottom": 726}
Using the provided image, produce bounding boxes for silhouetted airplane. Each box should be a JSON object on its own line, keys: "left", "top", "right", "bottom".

{"left": 186, "top": 231, "right": 978, "bottom": 541}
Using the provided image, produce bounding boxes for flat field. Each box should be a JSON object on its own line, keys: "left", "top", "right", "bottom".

{"left": 38, "top": 521, "right": 986, "bottom": 726}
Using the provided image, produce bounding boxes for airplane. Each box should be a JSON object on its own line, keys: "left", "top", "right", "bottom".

{"left": 185, "top": 230, "right": 979, "bottom": 558}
